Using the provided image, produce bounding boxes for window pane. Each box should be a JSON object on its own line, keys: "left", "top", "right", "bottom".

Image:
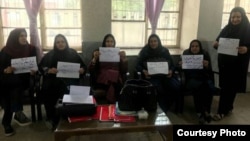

{"left": 240, "top": 0, "right": 250, "bottom": 19}
{"left": 1, "top": 9, "right": 29, "bottom": 27}
{"left": 44, "top": 0, "right": 80, "bottom": 9}
{"left": 112, "top": 22, "right": 145, "bottom": 47}
{"left": 156, "top": 13, "right": 179, "bottom": 28}
{"left": 44, "top": 10, "right": 81, "bottom": 27}
{"left": 46, "top": 29, "right": 81, "bottom": 49}
{"left": 148, "top": 29, "right": 177, "bottom": 46}
{"left": 0, "top": 0, "right": 25, "bottom": 8}
{"left": 112, "top": 0, "right": 144, "bottom": 21}
{"left": 223, "top": 0, "right": 236, "bottom": 12}
{"left": 221, "top": 0, "right": 235, "bottom": 28}
{"left": 162, "top": 0, "right": 179, "bottom": 11}
{"left": 221, "top": 14, "right": 230, "bottom": 28}
{"left": 44, "top": 0, "right": 81, "bottom": 50}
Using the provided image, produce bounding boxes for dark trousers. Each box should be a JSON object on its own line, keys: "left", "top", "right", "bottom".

{"left": 186, "top": 79, "right": 213, "bottom": 114}
{"left": 218, "top": 65, "right": 238, "bottom": 115}
{"left": 148, "top": 76, "right": 181, "bottom": 113}
{"left": 1, "top": 87, "right": 23, "bottom": 126}
{"left": 42, "top": 78, "right": 67, "bottom": 121}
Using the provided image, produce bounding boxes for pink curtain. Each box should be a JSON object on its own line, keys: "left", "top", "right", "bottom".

{"left": 23, "top": 0, "right": 43, "bottom": 62}
{"left": 145, "top": 0, "right": 165, "bottom": 34}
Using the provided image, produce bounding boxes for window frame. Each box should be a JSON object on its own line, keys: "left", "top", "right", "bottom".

{"left": 0, "top": 0, "right": 82, "bottom": 51}
{"left": 111, "top": 0, "right": 183, "bottom": 49}
{"left": 221, "top": 0, "right": 250, "bottom": 28}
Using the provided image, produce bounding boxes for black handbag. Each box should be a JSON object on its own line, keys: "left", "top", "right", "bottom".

{"left": 118, "top": 79, "right": 157, "bottom": 112}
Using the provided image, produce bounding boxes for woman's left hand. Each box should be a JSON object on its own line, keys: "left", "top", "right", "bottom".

{"left": 203, "top": 60, "right": 209, "bottom": 68}
{"left": 167, "top": 70, "right": 173, "bottom": 78}
{"left": 30, "top": 70, "right": 37, "bottom": 75}
{"left": 79, "top": 68, "right": 85, "bottom": 74}
{"left": 119, "top": 51, "right": 126, "bottom": 61}
{"left": 238, "top": 46, "right": 248, "bottom": 54}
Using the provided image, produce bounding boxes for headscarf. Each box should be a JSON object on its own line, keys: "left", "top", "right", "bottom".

{"left": 101, "top": 33, "right": 116, "bottom": 47}
{"left": 187, "top": 39, "right": 204, "bottom": 55}
{"left": 144, "top": 34, "right": 164, "bottom": 58}
{"left": 219, "top": 7, "right": 250, "bottom": 43}
{"left": 52, "top": 34, "right": 70, "bottom": 61}
{"left": 2, "top": 28, "right": 31, "bottom": 58}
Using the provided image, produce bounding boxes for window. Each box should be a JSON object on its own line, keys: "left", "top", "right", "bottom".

{"left": 0, "top": 0, "right": 82, "bottom": 51}
{"left": 111, "top": 0, "right": 182, "bottom": 49}
{"left": 222, "top": 0, "right": 250, "bottom": 28}
{"left": 148, "top": 0, "right": 181, "bottom": 47}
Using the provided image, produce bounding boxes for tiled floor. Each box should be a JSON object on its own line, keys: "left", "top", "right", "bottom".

{"left": 0, "top": 93, "right": 250, "bottom": 141}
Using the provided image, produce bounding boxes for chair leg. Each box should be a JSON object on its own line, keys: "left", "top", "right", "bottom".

{"left": 36, "top": 102, "right": 42, "bottom": 120}
{"left": 29, "top": 89, "right": 36, "bottom": 122}
{"left": 36, "top": 88, "right": 43, "bottom": 120}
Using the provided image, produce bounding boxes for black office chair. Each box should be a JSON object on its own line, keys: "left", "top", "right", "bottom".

{"left": 23, "top": 72, "right": 43, "bottom": 122}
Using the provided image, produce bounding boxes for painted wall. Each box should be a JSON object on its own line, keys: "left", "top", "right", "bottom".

{"left": 82, "top": 0, "right": 111, "bottom": 42}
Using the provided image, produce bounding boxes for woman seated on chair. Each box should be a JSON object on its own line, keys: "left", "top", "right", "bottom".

{"left": 88, "top": 34, "right": 128, "bottom": 103}
{"left": 0, "top": 28, "right": 38, "bottom": 136}
{"left": 39, "top": 34, "right": 86, "bottom": 130}
{"left": 136, "top": 34, "right": 181, "bottom": 114}
{"left": 179, "top": 39, "right": 215, "bottom": 124}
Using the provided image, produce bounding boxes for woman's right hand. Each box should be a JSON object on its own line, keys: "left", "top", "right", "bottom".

{"left": 143, "top": 69, "right": 150, "bottom": 79}
{"left": 92, "top": 50, "right": 100, "bottom": 63}
{"left": 4, "top": 66, "right": 15, "bottom": 74}
{"left": 48, "top": 68, "right": 58, "bottom": 74}
{"left": 213, "top": 41, "right": 219, "bottom": 49}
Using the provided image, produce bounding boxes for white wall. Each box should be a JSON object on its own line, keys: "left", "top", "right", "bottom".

{"left": 180, "top": 0, "right": 223, "bottom": 50}
{"left": 82, "top": 0, "right": 111, "bottom": 42}
{"left": 180, "top": 0, "right": 200, "bottom": 50}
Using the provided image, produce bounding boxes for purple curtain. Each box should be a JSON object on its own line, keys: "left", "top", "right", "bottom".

{"left": 145, "top": 0, "right": 165, "bottom": 34}
{"left": 23, "top": 0, "right": 43, "bottom": 62}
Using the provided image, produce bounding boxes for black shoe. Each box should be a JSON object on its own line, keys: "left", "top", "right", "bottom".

{"left": 198, "top": 115, "right": 206, "bottom": 125}
{"left": 204, "top": 114, "right": 212, "bottom": 123}
{"left": 4, "top": 125, "right": 15, "bottom": 136}
{"left": 14, "top": 112, "right": 32, "bottom": 126}
{"left": 45, "top": 119, "right": 57, "bottom": 131}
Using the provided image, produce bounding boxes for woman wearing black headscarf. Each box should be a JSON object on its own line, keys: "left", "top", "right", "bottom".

{"left": 180, "top": 39, "right": 214, "bottom": 124}
{"left": 212, "top": 7, "right": 250, "bottom": 120}
{"left": 136, "top": 34, "right": 181, "bottom": 114}
{"left": 0, "top": 28, "right": 37, "bottom": 136}
{"left": 39, "top": 34, "right": 86, "bottom": 129}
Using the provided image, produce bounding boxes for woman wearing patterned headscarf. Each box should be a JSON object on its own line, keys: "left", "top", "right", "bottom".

{"left": 212, "top": 7, "right": 250, "bottom": 121}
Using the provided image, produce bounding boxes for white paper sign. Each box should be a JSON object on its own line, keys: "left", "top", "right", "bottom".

{"left": 56, "top": 62, "right": 80, "bottom": 78}
{"left": 11, "top": 56, "right": 38, "bottom": 74}
{"left": 182, "top": 55, "right": 203, "bottom": 69}
{"left": 217, "top": 38, "right": 239, "bottom": 56}
{"left": 69, "top": 85, "right": 90, "bottom": 97}
{"left": 147, "top": 62, "right": 169, "bottom": 75}
{"left": 99, "top": 47, "right": 120, "bottom": 62}
{"left": 62, "top": 95, "right": 94, "bottom": 104}
{"left": 62, "top": 85, "right": 93, "bottom": 104}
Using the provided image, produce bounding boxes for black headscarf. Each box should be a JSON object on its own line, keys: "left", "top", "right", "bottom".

{"left": 136, "top": 34, "right": 174, "bottom": 72}
{"left": 101, "top": 34, "right": 116, "bottom": 47}
{"left": 2, "top": 28, "right": 33, "bottom": 58}
{"left": 144, "top": 34, "right": 164, "bottom": 58}
{"left": 52, "top": 34, "right": 70, "bottom": 61}
{"left": 217, "top": 7, "right": 250, "bottom": 45}
{"left": 39, "top": 34, "right": 85, "bottom": 69}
